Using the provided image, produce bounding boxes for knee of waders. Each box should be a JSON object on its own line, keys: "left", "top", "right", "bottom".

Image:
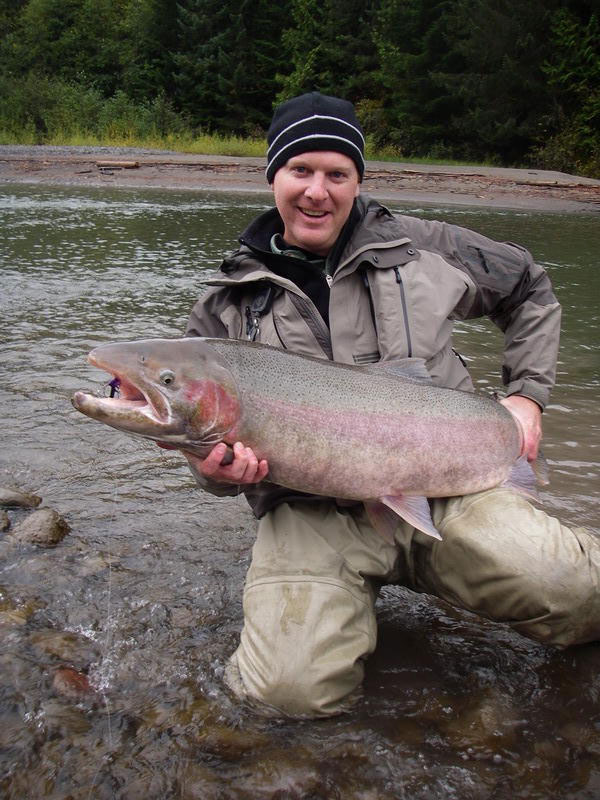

{"left": 510, "top": 525, "right": 600, "bottom": 647}
{"left": 429, "top": 491, "right": 600, "bottom": 647}
{"left": 227, "top": 577, "right": 377, "bottom": 717}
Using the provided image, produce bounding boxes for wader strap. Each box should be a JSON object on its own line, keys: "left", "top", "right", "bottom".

{"left": 245, "top": 284, "right": 276, "bottom": 341}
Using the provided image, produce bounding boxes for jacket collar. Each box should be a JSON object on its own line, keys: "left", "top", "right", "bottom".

{"left": 213, "top": 194, "right": 416, "bottom": 286}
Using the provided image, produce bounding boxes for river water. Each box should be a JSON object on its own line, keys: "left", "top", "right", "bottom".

{"left": 1, "top": 184, "right": 599, "bottom": 799}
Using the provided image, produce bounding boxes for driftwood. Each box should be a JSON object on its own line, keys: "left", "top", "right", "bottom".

{"left": 95, "top": 160, "right": 139, "bottom": 169}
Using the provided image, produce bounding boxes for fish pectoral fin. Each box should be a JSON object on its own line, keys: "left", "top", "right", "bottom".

{"left": 380, "top": 494, "right": 442, "bottom": 540}
{"left": 502, "top": 455, "right": 539, "bottom": 499}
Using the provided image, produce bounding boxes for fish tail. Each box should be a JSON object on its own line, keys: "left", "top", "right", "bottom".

{"left": 532, "top": 448, "right": 550, "bottom": 486}
{"left": 503, "top": 456, "right": 539, "bottom": 500}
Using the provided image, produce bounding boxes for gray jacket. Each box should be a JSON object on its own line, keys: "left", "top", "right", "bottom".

{"left": 185, "top": 195, "right": 561, "bottom": 516}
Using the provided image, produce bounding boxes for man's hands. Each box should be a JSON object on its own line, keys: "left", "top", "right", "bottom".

{"left": 500, "top": 395, "right": 543, "bottom": 462}
{"left": 183, "top": 441, "right": 269, "bottom": 485}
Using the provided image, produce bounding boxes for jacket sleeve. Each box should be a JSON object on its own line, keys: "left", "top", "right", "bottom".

{"left": 185, "top": 285, "right": 235, "bottom": 338}
{"left": 442, "top": 222, "right": 561, "bottom": 410}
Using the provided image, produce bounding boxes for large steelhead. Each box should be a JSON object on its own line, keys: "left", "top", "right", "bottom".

{"left": 72, "top": 337, "right": 533, "bottom": 540}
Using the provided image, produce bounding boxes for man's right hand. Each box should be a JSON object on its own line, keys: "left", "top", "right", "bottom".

{"left": 183, "top": 441, "right": 269, "bottom": 485}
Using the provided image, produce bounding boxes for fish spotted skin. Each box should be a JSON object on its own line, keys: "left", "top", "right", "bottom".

{"left": 72, "top": 337, "right": 530, "bottom": 540}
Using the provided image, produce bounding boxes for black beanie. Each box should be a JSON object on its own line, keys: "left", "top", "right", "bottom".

{"left": 266, "top": 92, "right": 365, "bottom": 183}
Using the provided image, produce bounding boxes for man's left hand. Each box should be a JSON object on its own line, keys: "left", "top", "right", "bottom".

{"left": 500, "top": 395, "right": 543, "bottom": 462}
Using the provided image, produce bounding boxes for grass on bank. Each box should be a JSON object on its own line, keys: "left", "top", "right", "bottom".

{"left": 0, "top": 127, "right": 489, "bottom": 168}
{"left": 2, "top": 77, "right": 597, "bottom": 176}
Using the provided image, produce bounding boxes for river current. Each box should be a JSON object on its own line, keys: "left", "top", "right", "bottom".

{"left": 1, "top": 184, "right": 599, "bottom": 799}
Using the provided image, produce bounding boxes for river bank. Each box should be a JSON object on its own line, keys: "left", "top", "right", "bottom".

{"left": 2, "top": 144, "right": 600, "bottom": 213}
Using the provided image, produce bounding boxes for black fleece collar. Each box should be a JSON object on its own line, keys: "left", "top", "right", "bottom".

{"left": 238, "top": 200, "right": 364, "bottom": 278}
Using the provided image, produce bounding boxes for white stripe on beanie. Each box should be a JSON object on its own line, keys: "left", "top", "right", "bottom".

{"left": 267, "top": 113, "right": 365, "bottom": 156}
{"left": 266, "top": 134, "right": 366, "bottom": 173}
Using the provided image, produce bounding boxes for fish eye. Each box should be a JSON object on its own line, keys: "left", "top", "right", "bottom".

{"left": 160, "top": 369, "right": 175, "bottom": 386}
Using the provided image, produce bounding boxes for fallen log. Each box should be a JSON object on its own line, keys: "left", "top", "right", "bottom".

{"left": 96, "top": 160, "right": 139, "bottom": 169}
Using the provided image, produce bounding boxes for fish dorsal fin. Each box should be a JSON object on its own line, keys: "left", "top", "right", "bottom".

{"left": 364, "top": 358, "right": 432, "bottom": 383}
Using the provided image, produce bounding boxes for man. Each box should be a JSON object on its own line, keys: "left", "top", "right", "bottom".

{"left": 183, "top": 92, "right": 600, "bottom": 717}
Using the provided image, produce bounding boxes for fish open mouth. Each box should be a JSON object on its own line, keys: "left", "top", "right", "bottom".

{"left": 106, "top": 374, "right": 147, "bottom": 407}
{"left": 71, "top": 355, "right": 172, "bottom": 434}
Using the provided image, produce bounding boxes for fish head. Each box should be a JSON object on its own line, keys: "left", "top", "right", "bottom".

{"left": 71, "top": 338, "right": 241, "bottom": 455}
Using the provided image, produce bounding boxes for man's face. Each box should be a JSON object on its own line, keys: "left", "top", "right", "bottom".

{"left": 272, "top": 151, "right": 360, "bottom": 256}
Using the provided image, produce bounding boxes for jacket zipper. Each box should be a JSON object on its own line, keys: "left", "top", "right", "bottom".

{"left": 394, "top": 267, "right": 413, "bottom": 357}
{"left": 271, "top": 315, "right": 287, "bottom": 349}
{"left": 361, "top": 270, "right": 378, "bottom": 337}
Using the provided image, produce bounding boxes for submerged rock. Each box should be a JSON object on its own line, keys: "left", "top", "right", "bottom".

{"left": 189, "top": 721, "right": 271, "bottom": 760}
{"left": 30, "top": 629, "right": 101, "bottom": 668}
{"left": 0, "top": 608, "right": 30, "bottom": 626}
{"left": 177, "top": 761, "right": 226, "bottom": 800}
{"left": 439, "top": 687, "right": 519, "bottom": 755}
{"left": 9, "top": 508, "right": 69, "bottom": 546}
{"left": 0, "top": 486, "right": 42, "bottom": 508}
{"left": 0, "top": 587, "right": 45, "bottom": 629}
{"left": 40, "top": 698, "right": 92, "bottom": 734}
{"left": 77, "top": 552, "right": 115, "bottom": 576}
{"left": 0, "top": 600, "right": 38, "bottom": 627}
{"left": 52, "top": 666, "right": 94, "bottom": 701}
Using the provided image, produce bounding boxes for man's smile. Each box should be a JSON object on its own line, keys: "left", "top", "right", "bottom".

{"left": 299, "top": 208, "right": 329, "bottom": 218}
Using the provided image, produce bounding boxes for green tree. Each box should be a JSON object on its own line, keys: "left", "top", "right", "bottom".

{"left": 0, "top": 0, "right": 27, "bottom": 84}
{"left": 120, "top": 0, "right": 179, "bottom": 102}
{"left": 438, "top": 0, "right": 556, "bottom": 163}
{"left": 277, "top": 0, "right": 380, "bottom": 104}
{"left": 174, "top": 0, "right": 291, "bottom": 133}
{"left": 535, "top": 5, "right": 600, "bottom": 175}
{"left": 0, "top": 0, "right": 27, "bottom": 42}
{"left": 372, "top": 0, "right": 463, "bottom": 156}
{"left": 4, "top": 0, "right": 126, "bottom": 94}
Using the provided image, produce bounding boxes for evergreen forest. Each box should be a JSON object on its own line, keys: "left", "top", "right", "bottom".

{"left": 1, "top": 0, "right": 598, "bottom": 176}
